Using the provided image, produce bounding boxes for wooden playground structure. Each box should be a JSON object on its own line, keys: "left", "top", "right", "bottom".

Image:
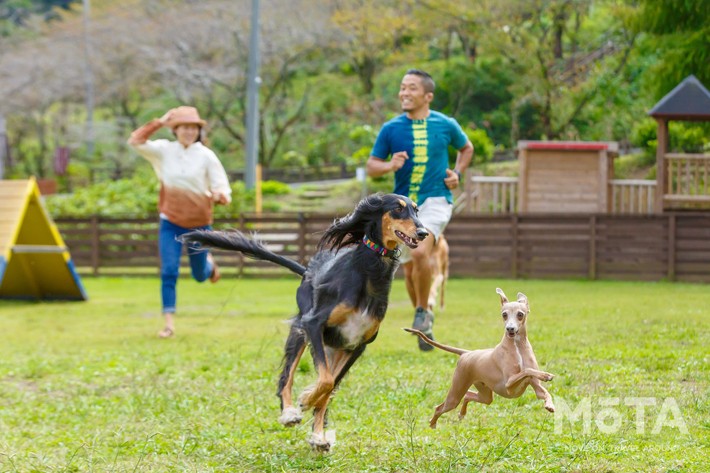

{"left": 456, "top": 75, "right": 710, "bottom": 216}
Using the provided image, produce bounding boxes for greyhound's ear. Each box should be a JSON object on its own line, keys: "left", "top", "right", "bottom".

{"left": 517, "top": 292, "right": 528, "bottom": 308}
{"left": 496, "top": 288, "right": 508, "bottom": 305}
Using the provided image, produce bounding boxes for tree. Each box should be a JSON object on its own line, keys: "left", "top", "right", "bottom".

{"left": 635, "top": 0, "right": 710, "bottom": 98}
{"left": 143, "top": 0, "right": 332, "bottom": 170}
{"left": 330, "top": 0, "right": 415, "bottom": 94}
{"left": 484, "top": 0, "right": 637, "bottom": 141}
{"left": 413, "top": 0, "right": 495, "bottom": 62}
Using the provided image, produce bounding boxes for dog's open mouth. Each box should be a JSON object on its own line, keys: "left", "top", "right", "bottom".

{"left": 506, "top": 331, "right": 516, "bottom": 338}
{"left": 395, "top": 230, "right": 419, "bottom": 249}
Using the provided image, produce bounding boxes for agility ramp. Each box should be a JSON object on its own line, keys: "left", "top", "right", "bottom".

{"left": 0, "top": 178, "right": 87, "bottom": 300}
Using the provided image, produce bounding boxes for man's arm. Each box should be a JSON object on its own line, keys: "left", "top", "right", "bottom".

{"left": 454, "top": 140, "right": 474, "bottom": 175}
{"left": 444, "top": 140, "right": 474, "bottom": 189}
{"left": 366, "top": 151, "right": 408, "bottom": 177}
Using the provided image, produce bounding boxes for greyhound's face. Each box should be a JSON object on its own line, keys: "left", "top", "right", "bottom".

{"left": 496, "top": 288, "right": 529, "bottom": 338}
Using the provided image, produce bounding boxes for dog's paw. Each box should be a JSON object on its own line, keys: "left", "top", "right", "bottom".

{"left": 545, "top": 402, "right": 555, "bottom": 413}
{"left": 542, "top": 372, "right": 554, "bottom": 382}
{"left": 298, "top": 387, "right": 315, "bottom": 410}
{"left": 279, "top": 406, "right": 303, "bottom": 427}
{"left": 307, "top": 433, "right": 332, "bottom": 453}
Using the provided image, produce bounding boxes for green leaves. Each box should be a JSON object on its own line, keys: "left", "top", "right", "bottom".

{"left": 636, "top": 0, "right": 710, "bottom": 99}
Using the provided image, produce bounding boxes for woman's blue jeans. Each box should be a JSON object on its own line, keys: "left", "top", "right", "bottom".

{"left": 159, "top": 218, "right": 213, "bottom": 313}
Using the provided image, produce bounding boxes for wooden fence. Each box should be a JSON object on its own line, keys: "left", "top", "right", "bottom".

{"left": 56, "top": 213, "right": 710, "bottom": 283}
{"left": 456, "top": 176, "right": 657, "bottom": 215}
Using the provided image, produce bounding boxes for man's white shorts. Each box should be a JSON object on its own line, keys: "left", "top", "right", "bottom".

{"left": 399, "top": 196, "right": 453, "bottom": 264}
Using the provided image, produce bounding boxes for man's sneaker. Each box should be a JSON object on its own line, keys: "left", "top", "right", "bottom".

{"left": 412, "top": 306, "right": 435, "bottom": 351}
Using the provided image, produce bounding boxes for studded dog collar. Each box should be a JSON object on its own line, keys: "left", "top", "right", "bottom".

{"left": 362, "top": 235, "right": 400, "bottom": 259}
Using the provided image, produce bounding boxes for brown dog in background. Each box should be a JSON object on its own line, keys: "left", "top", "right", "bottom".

{"left": 427, "top": 234, "right": 449, "bottom": 311}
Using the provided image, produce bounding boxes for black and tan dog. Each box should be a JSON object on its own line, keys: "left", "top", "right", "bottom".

{"left": 182, "top": 193, "right": 427, "bottom": 451}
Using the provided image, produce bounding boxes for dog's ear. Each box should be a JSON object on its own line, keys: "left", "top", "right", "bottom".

{"left": 517, "top": 292, "right": 529, "bottom": 310}
{"left": 496, "top": 288, "right": 508, "bottom": 305}
{"left": 318, "top": 193, "right": 384, "bottom": 251}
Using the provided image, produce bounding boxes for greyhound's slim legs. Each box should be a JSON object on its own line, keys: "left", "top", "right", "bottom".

{"left": 458, "top": 382, "right": 493, "bottom": 419}
{"left": 429, "top": 375, "right": 473, "bottom": 428}
{"left": 505, "top": 368, "right": 554, "bottom": 390}
{"left": 530, "top": 378, "right": 555, "bottom": 412}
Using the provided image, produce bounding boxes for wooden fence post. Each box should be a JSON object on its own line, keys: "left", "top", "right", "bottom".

{"left": 91, "top": 215, "right": 100, "bottom": 276}
{"left": 654, "top": 119, "right": 668, "bottom": 213}
{"left": 238, "top": 214, "right": 245, "bottom": 276}
{"left": 464, "top": 171, "right": 472, "bottom": 213}
{"left": 589, "top": 215, "right": 597, "bottom": 279}
{"left": 297, "top": 212, "right": 306, "bottom": 264}
{"left": 511, "top": 214, "right": 519, "bottom": 278}
{"left": 667, "top": 214, "right": 676, "bottom": 281}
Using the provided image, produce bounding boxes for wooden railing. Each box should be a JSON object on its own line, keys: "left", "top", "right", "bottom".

{"left": 455, "top": 176, "right": 518, "bottom": 214}
{"left": 609, "top": 179, "right": 656, "bottom": 214}
{"left": 456, "top": 176, "right": 657, "bottom": 215}
{"left": 664, "top": 153, "right": 710, "bottom": 207}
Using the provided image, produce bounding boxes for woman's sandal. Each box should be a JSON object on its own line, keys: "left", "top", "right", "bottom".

{"left": 158, "top": 327, "right": 174, "bottom": 338}
{"left": 207, "top": 253, "right": 221, "bottom": 283}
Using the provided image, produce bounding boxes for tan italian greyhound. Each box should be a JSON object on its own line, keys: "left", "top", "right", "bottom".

{"left": 404, "top": 288, "right": 555, "bottom": 428}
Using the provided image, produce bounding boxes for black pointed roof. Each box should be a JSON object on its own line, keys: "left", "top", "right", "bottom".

{"left": 648, "top": 75, "right": 710, "bottom": 121}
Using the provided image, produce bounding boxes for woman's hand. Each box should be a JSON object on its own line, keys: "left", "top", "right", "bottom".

{"left": 212, "top": 192, "right": 230, "bottom": 205}
{"left": 159, "top": 109, "right": 174, "bottom": 125}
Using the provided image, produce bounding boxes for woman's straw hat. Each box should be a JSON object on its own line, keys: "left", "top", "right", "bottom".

{"left": 165, "top": 106, "right": 207, "bottom": 129}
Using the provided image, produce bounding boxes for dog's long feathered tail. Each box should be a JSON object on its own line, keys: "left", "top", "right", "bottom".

{"left": 181, "top": 230, "right": 306, "bottom": 276}
{"left": 402, "top": 328, "right": 467, "bottom": 355}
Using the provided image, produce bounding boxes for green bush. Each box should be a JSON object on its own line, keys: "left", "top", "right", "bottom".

{"left": 46, "top": 173, "right": 159, "bottom": 218}
{"left": 260, "top": 180, "right": 291, "bottom": 196}
{"left": 632, "top": 118, "right": 710, "bottom": 162}
{"left": 367, "top": 174, "right": 395, "bottom": 194}
{"left": 614, "top": 152, "right": 652, "bottom": 179}
{"left": 46, "top": 175, "right": 258, "bottom": 218}
{"left": 347, "top": 124, "right": 378, "bottom": 167}
{"left": 465, "top": 128, "right": 494, "bottom": 164}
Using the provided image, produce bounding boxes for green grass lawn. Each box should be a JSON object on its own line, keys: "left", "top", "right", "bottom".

{"left": 0, "top": 277, "right": 708, "bottom": 472}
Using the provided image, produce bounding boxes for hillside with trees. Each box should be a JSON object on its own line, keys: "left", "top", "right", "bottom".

{"left": 0, "top": 0, "right": 708, "bottom": 214}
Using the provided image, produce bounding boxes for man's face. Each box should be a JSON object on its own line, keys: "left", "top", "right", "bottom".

{"left": 399, "top": 74, "right": 432, "bottom": 113}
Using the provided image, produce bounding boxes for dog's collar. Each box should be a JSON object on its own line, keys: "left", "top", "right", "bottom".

{"left": 362, "top": 235, "right": 399, "bottom": 259}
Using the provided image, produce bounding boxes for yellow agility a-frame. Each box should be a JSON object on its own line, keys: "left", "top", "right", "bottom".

{"left": 0, "top": 178, "right": 87, "bottom": 300}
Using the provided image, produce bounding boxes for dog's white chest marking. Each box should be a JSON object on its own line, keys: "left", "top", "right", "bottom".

{"left": 514, "top": 342, "right": 524, "bottom": 369}
{"left": 340, "top": 309, "right": 377, "bottom": 348}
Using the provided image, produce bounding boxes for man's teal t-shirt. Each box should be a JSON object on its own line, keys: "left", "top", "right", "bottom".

{"left": 370, "top": 110, "right": 468, "bottom": 205}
